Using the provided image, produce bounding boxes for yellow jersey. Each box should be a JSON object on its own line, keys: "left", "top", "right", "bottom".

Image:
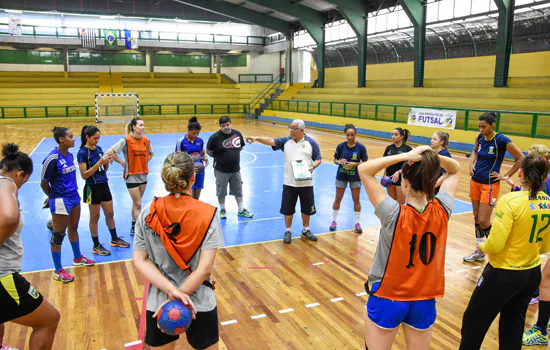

{"left": 480, "top": 190, "right": 550, "bottom": 270}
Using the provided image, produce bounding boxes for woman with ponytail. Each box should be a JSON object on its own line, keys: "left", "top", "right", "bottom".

{"left": 77, "top": 125, "right": 129, "bottom": 256}
{"left": 430, "top": 131, "right": 452, "bottom": 195}
{"left": 133, "top": 152, "right": 223, "bottom": 349}
{"left": 175, "top": 116, "right": 209, "bottom": 200}
{"left": 359, "top": 145, "right": 460, "bottom": 349}
{"left": 108, "top": 117, "right": 154, "bottom": 235}
{"left": 382, "top": 128, "right": 412, "bottom": 204}
{"left": 0, "top": 143, "right": 60, "bottom": 350}
{"left": 461, "top": 154, "right": 550, "bottom": 349}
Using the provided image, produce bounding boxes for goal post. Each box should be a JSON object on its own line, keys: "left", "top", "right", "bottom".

{"left": 95, "top": 93, "right": 139, "bottom": 123}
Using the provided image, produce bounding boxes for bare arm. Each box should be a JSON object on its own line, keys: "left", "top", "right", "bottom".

{"left": 435, "top": 173, "right": 448, "bottom": 188}
{"left": 178, "top": 249, "right": 217, "bottom": 295}
{"left": 438, "top": 155, "right": 461, "bottom": 198}
{"left": 246, "top": 136, "right": 276, "bottom": 147}
{"left": 40, "top": 180, "right": 50, "bottom": 197}
{"left": 78, "top": 156, "right": 111, "bottom": 180}
{"left": 469, "top": 138, "right": 479, "bottom": 176}
{"left": 0, "top": 180, "right": 20, "bottom": 245}
{"left": 201, "top": 149, "right": 209, "bottom": 167}
{"left": 504, "top": 143, "right": 524, "bottom": 178}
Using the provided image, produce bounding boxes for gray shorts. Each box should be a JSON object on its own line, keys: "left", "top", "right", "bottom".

{"left": 214, "top": 169, "right": 243, "bottom": 198}
{"left": 335, "top": 179, "right": 362, "bottom": 189}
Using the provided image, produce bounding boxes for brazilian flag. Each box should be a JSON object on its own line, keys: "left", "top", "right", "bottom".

{"left": 104, "top": 29, "right": 117, "bottom": 48}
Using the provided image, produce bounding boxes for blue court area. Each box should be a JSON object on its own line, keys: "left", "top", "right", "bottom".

{"left": 19, "top": 132, "right": 472, "bottom": 272}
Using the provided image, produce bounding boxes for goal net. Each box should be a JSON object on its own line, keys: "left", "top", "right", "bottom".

{"left": 95, "top": 93, "right": 139, "bottom": 122}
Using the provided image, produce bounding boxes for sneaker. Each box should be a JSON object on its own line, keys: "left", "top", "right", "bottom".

{"left": 53, "top": 269, "right": 74, "bottom": 283}
{"left": 523, "top": 324, "right": 548, "bottom": 346}
{"left": 238, "top": 209, "right": 253, "bottom": 218}
{"left": 463, "top": 251, "right": 485, "bottom": 263}
{"left": 329, "top": 221, "right": 337, "bottom": 231}
{"left": 220, "top": 209, "right": 227, "bottom": 220}
{"left": 301, "top": 229, "right": 318, "bottom": 242}
{"left": 355, "top": 223, "right": 363, "bottom": 234}
{"left": 73, "top": 255, "right": 95, "bottom": 266}
{"left": 92, "top": 244, "right": 111, "bottom": 256}
{"left": 530, "top": 296, "right": 540, "bottom": 305}
{"left": 283, "top": 231, "right": 292, "bottom": 244}
{"left": 111, "top": 237, "right": 130, "bottom": 248}
{"left": 1, "top": 344, "right": 19, "bottom": 350}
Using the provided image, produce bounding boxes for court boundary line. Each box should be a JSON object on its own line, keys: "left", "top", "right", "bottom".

{"left": 29, "top": 137, "right": 45, "bottom": 156}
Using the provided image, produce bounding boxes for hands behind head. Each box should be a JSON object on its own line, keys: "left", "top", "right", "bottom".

{"left": 407, "top": 145, "right": 432, "bottom": 163}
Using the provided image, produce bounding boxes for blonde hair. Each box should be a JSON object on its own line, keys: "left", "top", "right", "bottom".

{"left": 435, "top": 131, "right": 450, "bottom": 149}
{"left": 529, "top": 144, "right": 549, "bottom": 159}
{"left": 161, "top": 152, "right": 194, "bottom": 193}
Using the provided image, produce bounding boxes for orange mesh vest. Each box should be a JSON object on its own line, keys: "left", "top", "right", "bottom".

{"left": 125, "top": 135, "right": 150, "bottom": 177}
{"left": 374, "top": 199, "right": 449, "bottom": 301}
{"left": 145, "top": 194, "right": 217, "bottom": 272}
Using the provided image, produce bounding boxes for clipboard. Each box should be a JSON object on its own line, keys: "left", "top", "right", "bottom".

{"left": 291, "top": 160, "right": 312, "bottom": 181}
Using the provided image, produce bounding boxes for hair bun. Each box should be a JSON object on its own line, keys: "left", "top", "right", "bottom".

{"left": 189, "top": 116, "right": 198, "bottom": 123}
{"left": 2, "top": 143, "right": 19, "bottom": 160}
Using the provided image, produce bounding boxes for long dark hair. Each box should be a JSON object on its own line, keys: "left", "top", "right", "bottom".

{"left": 395, "top": 128, "right": 410, "bottom": 145}
{"left": 522, "top": 154, "right": 550, "bottom": 198}
{"left": 0, "top": 143, "right": 33, "bottom": 176}
{"left": 401, "top": 150, "right": 440, "bottom": 199}
{"left": 80, "top": 125, "right": 100, "bottom": 149}
{"left": 188, "top": 116, "right": 201, "bottom": 131}
{"left": 344, "top": 123, "right": 356, "bottom": 133}
{"left": 52, "top": 126, "right": 70, "bottom": 144}
{"left": 126, "top": 117, "right": 143, "bottom": 135}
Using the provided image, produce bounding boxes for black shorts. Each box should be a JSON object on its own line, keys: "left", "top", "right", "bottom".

{"left": 386, "top": 171, "right": 402, "bottom": 187}
{"left": 145, "top": 307, "right": 219, "bottom": 349}
{"left": 83, "top": 183, "right": 113, "bottom": 205}
{"left": 126, "top": 181, "right": 147, "bottom": 189}
{"left": 280, "top": 185, "right": 316, "bottom": 216}
{"left": 0, "top": 272, "right": 44, "bottom": 324}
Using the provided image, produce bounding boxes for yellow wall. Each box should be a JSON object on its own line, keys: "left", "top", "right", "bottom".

{"left": 311, "top": 51, "right": 550, "bottom": 82}
{"left": 262, "top": 110, "right": 544, "bottom": 152}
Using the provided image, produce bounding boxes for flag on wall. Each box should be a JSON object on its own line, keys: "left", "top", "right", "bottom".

{"left": 104, "top": 29, "right": 117, "bottom": 48}
{"left": 80, "top": 28, "right": 96, "bottom": 48}
{"left": 8, "top": 15, "right": 22, "bottom": 35}
{"left": 124, "top": 29, "right": 139, "bottom": 49}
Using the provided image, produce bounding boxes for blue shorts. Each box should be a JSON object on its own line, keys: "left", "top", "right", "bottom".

{"left": 366, "top": 283, "right": 436, "bottom": 330}
{"left": 49, "top": 194, "right": 81, "bottom": 216}
{"left": 193, "top": 172, "right": 205, "bottom": 190}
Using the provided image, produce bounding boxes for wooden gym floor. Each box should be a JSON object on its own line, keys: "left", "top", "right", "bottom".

{"left": 1, "top": 117, "right": 543, "bottom": 349}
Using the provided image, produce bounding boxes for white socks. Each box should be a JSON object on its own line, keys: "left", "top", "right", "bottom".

{"left": 355, "top": 211, "right": 361, "bottom": 224}
{"left": 236, "top": 197, "right": 244, "bottom": 212}
{"left": 303, "top": 226, "right": 309, "bottom": 232}
{"left": 333, "top": 210, "right": 339, "bottom": 221}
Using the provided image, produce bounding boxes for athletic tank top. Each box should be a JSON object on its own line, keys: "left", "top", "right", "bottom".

{"left": 125, "top": 135, "right": 150, "bottom": 177}
{"left": 0, "top": 176, "right": 25, "bottom": 277}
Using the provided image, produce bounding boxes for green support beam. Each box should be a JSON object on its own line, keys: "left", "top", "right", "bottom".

{"left": 329, "top": 0, "right": 367, "bottom": 88}
{"left": 245, "top": 0, "right": 325, "bottom": 87}
{"left": 172, "top": 0, "right": 293, "bottom": 34}
{"left": 493, "top": 0, "right": 515, "bottom": 87}
{"left": 400, "top": 0, "right": 427, "bottom": 88}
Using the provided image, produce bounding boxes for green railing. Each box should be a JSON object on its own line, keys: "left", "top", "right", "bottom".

{"left": 0, "top": 104, "right": 250, "bottom": 119}
{"left": 238, "top": 74, "right": 274, "bottom": 83}
{"left": 267, "top": 100, "right": 550, "bottom": 139}
{"left": 249, "top": 75, "right": 285, "bottom": 113}
{"left": 0, "top": 24, "right": 266, "bottom": 46}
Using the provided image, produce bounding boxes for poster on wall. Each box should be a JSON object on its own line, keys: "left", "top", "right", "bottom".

{"left": 104, "top": 29, "right": 117, "bottom": 48}
{"left": 407, "top": 108, "right": 457, "bottom": 130}
{"left": 8, "top": 15, "right": 22, "bottom": 35}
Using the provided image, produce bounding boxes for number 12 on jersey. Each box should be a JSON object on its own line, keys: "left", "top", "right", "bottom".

{"left": 530, "top": 214, "right": 550, "bottom": 244}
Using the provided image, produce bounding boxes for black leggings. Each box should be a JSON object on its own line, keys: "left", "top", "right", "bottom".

{"left": 460, "top": 263, "right": 541, "bottom": 350}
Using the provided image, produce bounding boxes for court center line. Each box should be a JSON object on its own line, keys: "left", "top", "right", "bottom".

{"left": 279, "top": 308, "right": 294, "bottom": 314}
{"left": 221, "top": 320, "right": 238, "bottom": 326}
{"left": 238, "top": 217, "right": 282, "bottom": 224}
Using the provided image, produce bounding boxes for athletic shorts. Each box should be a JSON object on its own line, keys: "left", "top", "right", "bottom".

{"left": 366, "top": 283, "right": 436, "bottom": 331}
{"left": 193, "top": 172, "right": 205, "bottom": 190}
{"left": 335, "top": 179, "right": 361, "bottom": 189}
{"left": 145, "top": 307, "right": 219, "bottom": 349}
{"left": 49, "top": 193, "right": 81, "bottom": 216}
{"left": 385, "top": 171, "right": 402, "bottom": 187}
{"left": 470, "top": 179, "right": 500, "bottom": 207}
{"left": 83, "top": 183, "right": 113, "bottom": 205}
{"left": 280, "top": 185, "right": 316, "bottom": 216}
{"left": 0, "top": 272, "right": 44, "bottom": 324}
{"left": 214, "top": 169, "right": 242, "bottom": 198}
{"left": 126, "top": 181, "right": 147, "bottom": 189}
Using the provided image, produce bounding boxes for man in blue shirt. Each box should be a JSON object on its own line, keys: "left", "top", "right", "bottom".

{"left": 246, "top": 119, "right": 322, "bottom": 244}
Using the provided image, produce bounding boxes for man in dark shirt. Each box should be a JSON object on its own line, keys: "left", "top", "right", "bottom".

{"left": 206, "top": 115, "right": 253, "bottom": 219}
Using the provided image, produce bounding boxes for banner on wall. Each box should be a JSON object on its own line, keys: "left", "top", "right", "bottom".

{"left": 124, "top": 29, "right": 139, "bottom": 49}
{"left": 8, "top": 15, "right": 22, "bottom": 35}
{"left": 81, "top": 28, "right": 96, "bottom": 48}
{"left": 407, "top": 108, "right": 457, "bottom": 130}
{"left": 104, "top": 29, "right": 117, "bottom": 48}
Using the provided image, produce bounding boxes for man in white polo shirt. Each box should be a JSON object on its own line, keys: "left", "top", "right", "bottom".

{"left": 246, "top": 119, "right": 322, "bottom": 244}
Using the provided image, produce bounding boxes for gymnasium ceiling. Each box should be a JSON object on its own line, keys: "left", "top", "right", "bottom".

{"left": 0, "top": 0, "right": 400, "bottom": 33}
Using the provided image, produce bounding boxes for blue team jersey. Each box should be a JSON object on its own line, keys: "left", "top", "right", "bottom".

{"left": 77, "top": 146, "right": 108, "bottom": 185}
{"left": 472, "top": 133, "right": 512, "bottom": 185}
{"left": 334, "top": 142, "right": 368, "bottom": 182}
{"left": 176, "top": 135, "right": 204, "bottom": 163}
{"left": 438, "top": 148, "right": 452, "bottom": 175}
{"left": 42, "top": 149, "right": 79, "bottom": 198}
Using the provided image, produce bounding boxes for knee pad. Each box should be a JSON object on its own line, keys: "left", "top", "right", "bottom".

{"left": 50, "top": 231, "right": 66, "bottom": 247}
{"left": 475, "top": 224, "right": 484, "bottom": 239}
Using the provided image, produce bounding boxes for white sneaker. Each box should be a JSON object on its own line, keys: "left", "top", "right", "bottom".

{"left": 463, "top": 251, "right": 485, "bottom": 262}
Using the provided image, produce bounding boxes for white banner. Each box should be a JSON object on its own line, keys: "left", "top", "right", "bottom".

{"left": 8, "top": 15, "right": 22, "bottom": 36}
{"left": 407, "top": 108, "right": 457, "bottom": 129}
